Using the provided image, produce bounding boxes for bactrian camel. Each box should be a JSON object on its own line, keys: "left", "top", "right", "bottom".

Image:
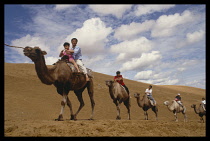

{"left": 105, "top": 80, "right": 131, "bottom": 120}
{"left": 164, "top": 100, "right": 187, "bottom": 122}
{"left": 134, "top": 93, "right": 158, "bottom": 120}
{"left": 23, "top": 46, "right": 95, "bottom": 121}
{"left": 191, "top": 104, "right": 206, "bottom": 123}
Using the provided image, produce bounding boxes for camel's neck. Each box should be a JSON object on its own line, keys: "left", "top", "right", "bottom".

{"left": 136, "top": 96, "right": 143, "bottom": 107}
{"left": 108, "top": 85, "right": 114, "bottom": 96}
{"left": 34, "top": 55, "right": 54, "bottom": 85}
{"left": 166, "top": 101, "right": 174, "bottom": 111}
{"left": 193, "top": 105, "right": 200, "bottom": 114}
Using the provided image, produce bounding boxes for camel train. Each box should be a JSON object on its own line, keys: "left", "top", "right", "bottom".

{"left": 22, "top": 46, "right": 205, "bottom": 122}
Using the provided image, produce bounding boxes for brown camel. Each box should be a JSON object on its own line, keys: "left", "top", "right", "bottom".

{"left": 164, "top": 100, "right": 187, "bottom": 122}
{"left": 105, "top": 80, "right": 131, "bottom": 120}
{"left": 191, "top": 104, "right": 206, "bottom": 123}
{"left": 133, "top": 93, "right": 158, "bottom": 120}
{"left": 23, "top": 46, "right": 95, "bottom": 121}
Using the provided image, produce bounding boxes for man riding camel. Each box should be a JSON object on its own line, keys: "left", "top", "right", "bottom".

{"left": 145, "top": 85, "right": 156, "bottom": 106}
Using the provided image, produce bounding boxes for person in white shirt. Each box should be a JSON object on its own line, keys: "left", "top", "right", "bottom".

{"left": 145, "top": 85, "right": 156, "bottom": 106}
{"left": 201, "top": 97, "right": 206, "bottom": 111}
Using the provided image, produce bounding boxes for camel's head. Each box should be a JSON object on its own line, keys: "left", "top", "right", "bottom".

{"left": 23, "top": 46, "right": 47, "bottom": 62}
{"left": 191, "top": 104, "right": 196, "bottom": 108}
{"left": 105, "top": 80, "right": 114, "bottom": 87}
{"left": 134, "top": 93, "right": 140, "bottom": 98}
{"left": 163, "top": 101, "right": 169, "bottom": 106}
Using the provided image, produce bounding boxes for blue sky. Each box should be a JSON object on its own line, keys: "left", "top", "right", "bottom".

{"left": 4, "top": 4, "right": 206, "bottom": 89}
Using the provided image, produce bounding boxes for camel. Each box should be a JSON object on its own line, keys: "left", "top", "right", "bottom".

{"left": 105, "top": 80, "right": 131, "bottom": 120}
{"left": 133, "top": 93, "right": 158, "bottom": 120}
{"left": 191, "top": 104, "right": 206, "bottom": 123}
{"left": 23, "top": 46, "right": 95, "bottom": 121}
{"left": 164, "top": 100, "right": 187, "bottom": 122}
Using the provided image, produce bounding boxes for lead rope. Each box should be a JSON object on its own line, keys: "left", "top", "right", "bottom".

{"left": 4, "top": 43, "right": 25, "bottom": 49}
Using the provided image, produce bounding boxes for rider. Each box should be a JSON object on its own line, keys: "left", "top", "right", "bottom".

{"left": 59, "top": 42, "right": 80, "bottom": 72}
{"left": 175, "top": 93, "right": 183, "bottom": 108}
{"left": 201, "top": 97, "right": 206, "bottom": 111}
{"left": 114, "top": 71, "right": 130, "bottom": 95}
{"left": 70, "top": 38, "right": 89, "bottom": 81}
{"left": 145, "top": 85, "right": 156, "bottom": 106}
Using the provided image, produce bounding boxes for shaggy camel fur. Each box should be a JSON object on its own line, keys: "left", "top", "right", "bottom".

{"left": 134, "top": 93, "right": 158, "bottom": 120}
{"left": 105, "top": 80, "right": 131, "bottom": 120}
{"left": 23, "top": 46, "right": 95, "bottom": 121}
{"left": 191, "top": 104, "right": 206, "bottom": 123}
{"left": 164, "top": 100, "right": 187, "bottom": 122}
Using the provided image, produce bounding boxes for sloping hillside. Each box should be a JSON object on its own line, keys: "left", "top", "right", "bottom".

{"left": 4, "top": 63, "right": 206, "bottom": 136}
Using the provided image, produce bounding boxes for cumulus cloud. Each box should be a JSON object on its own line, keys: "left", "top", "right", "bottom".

{"left": 134, "top": 70, "right": 179, "bottom": 85}
{"left": 151, "top": 10, "right": 197, "bottom": 38}
{"left": 134, "top": 4, "right": 175, "bottom": 17}
{"left": 187, "top": 30, "right": 205, "bottom": 43}
{"left": 11, "top": 34, "right": 49, "bottom": 55}
{"left": 120, "top": 51, "right": 162, "bottom": 72}
{"left": 110, "top": 37, "right": 153, "bottom": 62}
{"left": 60, "top": 18, "right": 113, "bottom": 57}
{"left": 89, "top": 5, "right": 132, "bottom": 18}
{"left": 134, "top": 70, "right": 153, "bottom": 80}
{"left": 114, "top": 20, "right": 155, "bottom": 41}
{"left": 45, "top": 56, "right": 59, "bottom": 65}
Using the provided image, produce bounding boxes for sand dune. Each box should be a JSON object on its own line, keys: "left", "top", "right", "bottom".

{"left": 4, "top": 63, "right": 206, "bottom": 136}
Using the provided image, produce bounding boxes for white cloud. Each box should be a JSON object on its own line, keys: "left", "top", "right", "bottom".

{"left": 89, "top": 5, "right": 132, "bottom": 18}
{"left": 134, "top": 70, "right": 179, "bottom": 85}
{"left": 54, "top": 4, "right": 75, "bottom": 11}
{"left": 120, "top": 51, "right": 162, "bottom": 72}
{"left": 45, "top": 56, "right": 59, "bottom": 65}
{"left": 11, "top": 34, "right": 49, "bottom": 55}
{"left": 176, "top": 29, "right": 205, "bottom": 48}
{"left": 135, "top": 4, "right": 175, "bottom": 17}
{"left": 134, "top": 70, "right": 153, "bottom": 80}
{"left": 60, "top": 18, "right": 113, "bottom": 56}
{"left": 187, "top": 30, "right": 205, "bottom": 43}
{"left": 151, "top": 10, "right": 197, "bottom": 38}
{"left": 114, "top": 20, "right": 155, "bottom": 41}
{"left": 110, "top": 37, "right": 153, "bottom": 62}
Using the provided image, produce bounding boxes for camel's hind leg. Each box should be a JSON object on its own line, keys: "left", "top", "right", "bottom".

{"left": 124, "top": 98, "right": 131, "bottom": 120}
{"left": 87, "top": 80, "right": 95, "bottom": 120}
{"left": 152, "top": 106, "right": 158, "bottom": 121}
{"left": 182, "top": 108, "right": 187, "bottom": 122}
{"left": 74, "top": 87, "right": 86, "bottom": 120}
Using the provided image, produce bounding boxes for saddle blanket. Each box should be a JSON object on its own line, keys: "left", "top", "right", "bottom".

{"left": 67, "top": 63, "right": 93, "bottom": 78}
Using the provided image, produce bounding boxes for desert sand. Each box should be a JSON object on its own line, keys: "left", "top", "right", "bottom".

{"left": 4, "top": 63, "right": 206, "bottom": 137}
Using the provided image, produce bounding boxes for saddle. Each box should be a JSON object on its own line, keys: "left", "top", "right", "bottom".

{"left": 146, "top": 95, "right": 156, "bottom": 106}
{"left": 67, "top": 62, "right": 93, "bottom": 78}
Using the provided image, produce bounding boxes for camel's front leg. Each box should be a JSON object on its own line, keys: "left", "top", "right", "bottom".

{"left": 114, "top": 100, "right": 121, "bottom": 120}
{"left": 144, "top": 111, "right": 148, "bottom": 120}
{"left": 173, "top": 111, "right": 178, "bottom": 122}
{"left": 56, "top": 94, "right": 67, "bottom": 121}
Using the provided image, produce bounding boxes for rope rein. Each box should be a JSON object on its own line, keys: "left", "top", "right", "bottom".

{"left": 4, "top": 43, "right": 26, "bottom": 49}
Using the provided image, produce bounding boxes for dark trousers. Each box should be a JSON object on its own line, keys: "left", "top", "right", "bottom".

{"left": 122, "top": 85, "right": 129, "bottom": 95}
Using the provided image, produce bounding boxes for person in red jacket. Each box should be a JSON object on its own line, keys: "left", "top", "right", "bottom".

{"left": 114, "top": 71, "right": 129, "bottom": 95}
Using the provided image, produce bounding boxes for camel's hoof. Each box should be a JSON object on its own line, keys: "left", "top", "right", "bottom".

{"left": 70, "top": 115, "right": 75, "bottom": 120}
{"left": 116, "top": 116, "right": 121, "bottom": 120}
